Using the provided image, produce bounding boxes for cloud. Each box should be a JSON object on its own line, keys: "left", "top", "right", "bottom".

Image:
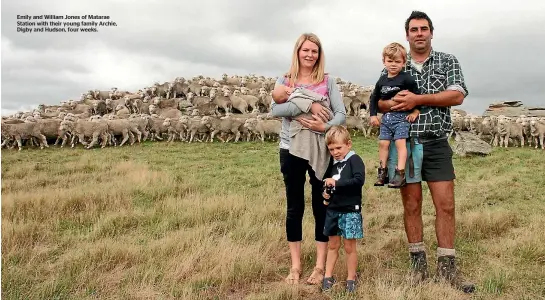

{"left": 2, "top": 0, "right": 545, "bottom": 116}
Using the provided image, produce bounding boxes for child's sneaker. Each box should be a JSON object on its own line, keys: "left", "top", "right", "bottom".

{"left": 346, "top": 279, "right": 357, "bottom": 292}
{"left": 388, "top": 168, "right": 406, "bottom": 188}
{"left": 321, "top": 277, "right": 335, "bottom": 292}
{"left": 374, "top": 166, "right": 389, "bottom": 186}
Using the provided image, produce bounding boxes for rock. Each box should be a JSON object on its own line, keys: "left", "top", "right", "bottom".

{"left": 483, "top": 101, "right": 545, "bottom": 117}
{"left": 452, "top": 131, "right": 492, "bottom": 157}
{"left": 452, "top": 108, "right": 467, "bottom": 116}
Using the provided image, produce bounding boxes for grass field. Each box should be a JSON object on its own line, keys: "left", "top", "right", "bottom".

{"left": 2, "top": 137, "right": 545, "bottom": 300}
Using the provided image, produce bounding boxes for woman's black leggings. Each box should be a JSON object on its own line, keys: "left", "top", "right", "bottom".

{"left": 279, "top": 149, "right": 329, "bottom": 243}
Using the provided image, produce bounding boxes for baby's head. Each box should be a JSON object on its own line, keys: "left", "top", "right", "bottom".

{"left": 326, "top": 125, "right": 352, "bottom": 161}
{"left": 382, "top": 42, "right": 407, "bottom": 76}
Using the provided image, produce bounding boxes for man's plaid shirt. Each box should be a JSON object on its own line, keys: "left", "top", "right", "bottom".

{"left": 377, "top": 48, "right": 469, "bottom": 138}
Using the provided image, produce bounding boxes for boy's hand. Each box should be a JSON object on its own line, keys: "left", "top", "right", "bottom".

{"left": 322, "top": 191, "right": 330, "bottom": 199}
{"left": 370, "top": 116, "right": 380, "bottom": 127}
{"left": 324, "top": 178, "right": 336, "bottom": 187}
{"left": 406, "top": 111, "right": 420, "bottom": 123}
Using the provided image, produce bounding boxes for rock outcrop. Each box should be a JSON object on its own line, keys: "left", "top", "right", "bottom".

{"left": 453, "top": 131, "right": 492, "bottom": 157}
{"left": 483, "top": 101, "right": 545, "bottom": 117}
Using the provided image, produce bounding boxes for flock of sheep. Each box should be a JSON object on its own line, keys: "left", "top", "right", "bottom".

{"left": 451, "top": 111, "right": 545, "bottom": 149}
{"left": 1, "top": 73, "right": 544, "bottom": 151}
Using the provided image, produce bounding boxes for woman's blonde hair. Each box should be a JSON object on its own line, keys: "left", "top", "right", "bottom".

{"left": 285, "top": 33, "right": 326, "bottom": 87}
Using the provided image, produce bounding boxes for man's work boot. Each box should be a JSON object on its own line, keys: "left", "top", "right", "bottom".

{"left": 409, "top": 251, "right": 429, "bottom": 283}
{"left": 388, "top": 168, "right": 406, "bottom": 188}
{"left": 374, "top": 165, "right": 388, "bottom": 186}
{"left": 436, "top": 255, "right": 476, "bottom": 294}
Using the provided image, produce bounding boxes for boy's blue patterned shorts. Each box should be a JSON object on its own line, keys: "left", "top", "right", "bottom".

{"left": 379, "top": 111, "right": 410, "bottom": 140}
{"left": 323, "top": 210, "right": 364, "bottom": 239}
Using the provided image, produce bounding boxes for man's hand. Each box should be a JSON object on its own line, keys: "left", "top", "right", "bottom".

{"left": 370, "top": 116, "right": 380, "bottom": 127}
{"left": 324, "top": 178, "right": 336, "bottom": 187}
{"left": 296, "top": 115, "right": 326, "bottom": 132}
{"left": 310, "top": 102, "right": 329, "bottom": 123}
{"left": 391, "top": 90, "right": 420, "bottom": 111}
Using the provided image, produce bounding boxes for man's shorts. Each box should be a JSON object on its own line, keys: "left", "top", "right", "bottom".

{"left": 387, "top": 137, "right": 455, "bottom": 183}
{"left": 379, "top": 112, "right": 410, "bottom": 140}
{"left": 323, "top": 210, "right": 363, "bottom": 239}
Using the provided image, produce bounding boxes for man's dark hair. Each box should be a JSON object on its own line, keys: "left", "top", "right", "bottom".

{"left": 405, "top": 11, "right": 434, "bottom": 34}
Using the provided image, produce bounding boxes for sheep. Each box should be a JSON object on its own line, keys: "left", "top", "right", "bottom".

{"left": 243, "top": 117, "right": 281, "bottom": 142}
{"left": 128, "top": 114, "right": 151, "bottom": 141}
{"left": 469, "top": 115, "right": 483, "bottom": 134}
{"left": 345, "top": 115, "right": 368, "bottom": 137}
{"left": 257, "top": 90, "right": 273, "bottom": 113}
{"left": 200, "top": 86, "right": 211, "bottom": 97}
{"left": 221, "top": 73, "right": 241, "bottom": 86}
{"left": 0, "top": 121, "right": 49, "bottom": 151}
{"left": 187, "top": 80, "right": 203, "bottom": 96}
{"left": 162, "top": 117, "right": 187, "bottom": 142}
{"left": 187, "top": 92, "right": 210, "bottom": 107}
{"left": 519, "top": 115, "right": 533, "bottom": 147}
{"left": 200, "top": 115, "right": 244, "bottom": 143}
{"left": 148, "top": 104, "right": 182, "bottom": 119}
{"left": 142, "top": 115, "right": 168, "bottom": 141}
{"left": 233, "top": 90, "right": 259, "bottom": 113}
{"left": 477, "top": 117, "right": 497, "bottom": 145}
{"left": 92, "top": 89, "right": 111, "bottom": 100}
{"left": 209, "top": 89, "right": 232, "bottom": 115}
{"left": 529, "top": 117, "right": 545, "bottom": 149}
{"left": 104, "top": 115, "right": 142, "bottom": 146}
{"left": 65, "top": 118, "right": 110, "bottom": 149}
{"left": 151, "top": 82, "right": 169, "bottom": 98}
{"left": 152, "top": 97, "right": 182, "bottom": 110}
{"left": 179, "top": 116, "right": 210, "bottom": 143}
{"left": 91, "top": 99, "right": 108, "bottom": 116}
{"left": 497, "top": 116, "right": 524, "bottom": 147}
{"left": 167, "top": 81, "right": 189, "bottom": 99}
{"left": 225, "top": 89, "right": 249, "bottom": 114}
{"left": 115, "top": 104, "right": 131, "bottom": 118}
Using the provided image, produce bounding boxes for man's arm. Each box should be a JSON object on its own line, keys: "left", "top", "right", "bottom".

{"left": 405, "top": 73, "right": 422, "bottom": 112}
{"left": 390, "top": 55, "right": 468, "bottom": 111}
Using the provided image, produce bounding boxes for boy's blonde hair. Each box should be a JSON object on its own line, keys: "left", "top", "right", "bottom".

{"left": 325, "top": 125, "right": 351, "bottom": 145}
{"left": 382, "top": 42, "right": 407, "bottom": 62}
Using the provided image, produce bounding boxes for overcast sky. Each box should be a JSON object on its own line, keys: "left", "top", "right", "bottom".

{"left": 2, "top": 0, "right": 544, "bottom": 116}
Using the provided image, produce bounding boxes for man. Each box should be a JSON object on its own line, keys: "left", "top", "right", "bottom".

{"left": 376, "top": 11, "right": 475, "bottom": 293}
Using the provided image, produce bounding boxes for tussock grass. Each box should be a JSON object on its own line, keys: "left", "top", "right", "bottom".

{"left": 2, "top": 138, "right": 544, "bottom": 299}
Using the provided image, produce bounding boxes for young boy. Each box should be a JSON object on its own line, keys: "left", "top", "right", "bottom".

{"left": 369, "top": 42, "right": 421, "bottom": 188}
{"left": 321, "top": 125, "right": 365, "bottom": 293}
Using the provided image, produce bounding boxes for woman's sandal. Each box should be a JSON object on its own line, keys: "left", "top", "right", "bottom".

{"left": 306, "top": 267, "right": 324, "bottom": 285}
{"left": 285, "top": 268, "right": 301, "bottom": 285}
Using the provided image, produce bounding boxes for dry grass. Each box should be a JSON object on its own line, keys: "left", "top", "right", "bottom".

{"left": 2, "top": 138, "right": 544, "bottom": 299}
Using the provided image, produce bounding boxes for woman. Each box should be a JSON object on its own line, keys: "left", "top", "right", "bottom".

{"left": 270, "top": 33, "right": 346, "bottom": 285}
